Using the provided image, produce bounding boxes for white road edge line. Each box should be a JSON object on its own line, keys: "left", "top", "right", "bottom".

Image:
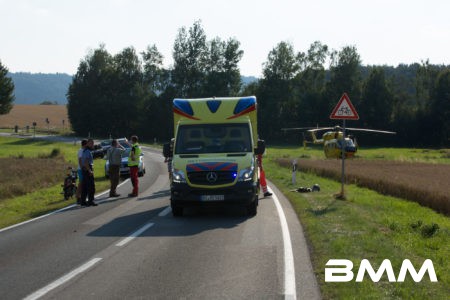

{"left": 23, "top": 257, "right": 102, "bottom": 300}
{"left": 116, "top": 222, "right": 154, "bottom": 247}
{"left": 0, "top": 179, "right": 130, "bottom": 234}
{"left": 270, "top": 187, "right": 297, "bottom": 300}
{"left": 158, "top": 206, "right": 172, "bottom": 217}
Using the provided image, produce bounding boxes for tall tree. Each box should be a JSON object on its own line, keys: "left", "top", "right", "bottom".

{"left": 67, "top": 45, "right": 145, "bottom": 137}
{"left": 67, "top": 45, "right": 114, "bottom": 136}
{"left": 109, "top": 47, "right": 144, "bottom": 136}
{"left": 222, "top": 38, "right": 244, "bottom": 95}
{"left": 204, "top": 37, "right": 228, "bottom": 97}
{"left": 204, "top": 37, "right": 243, "bottom": 96}
{"left": 295, "top": 41, "right": 329, "bottom": 125}
{"left": 416, "top": 60, "right": 442, "bottom": 109}
{"left": 263, "top": 41, "right": 299, "bottom": 81}
{"left": 0, "top": 60, "right": 15, "bottom": 115}
{"left": 259, "top": 41, "right": 300, "bottom": 139}
{"left": 429, "top": 69, "right": 450, "bottom": 146}
{"left": 327, "top": 46, "right": 362, "bottom": 106}
{"left": 142, "top": 44, "right": 165, "bottom": 93}
{"left": 141, "top": 45, "right": 173, "bottom": 140}
{"left": 172, "top": 20, "right": 208, "bottom": 97}
{"left": 360, "top": 67, "right": 394, "bottom": 128}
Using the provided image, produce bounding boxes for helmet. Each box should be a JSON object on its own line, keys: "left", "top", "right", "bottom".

{"left": 312, "top": 184, "right": 320, "bottom": 192}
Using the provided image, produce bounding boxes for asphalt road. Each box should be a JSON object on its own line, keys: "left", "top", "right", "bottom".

{"left": 0, "top": 147, "right": 320, "bottom": 300}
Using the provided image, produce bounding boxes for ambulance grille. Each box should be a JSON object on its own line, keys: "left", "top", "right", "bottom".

{"left": 188, "top": 171, "right": 236, "bottom": 185}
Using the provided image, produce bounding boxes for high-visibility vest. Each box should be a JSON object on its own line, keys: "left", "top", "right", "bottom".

{"left": 128, "top": 143, "right": 141, "bottom": 167}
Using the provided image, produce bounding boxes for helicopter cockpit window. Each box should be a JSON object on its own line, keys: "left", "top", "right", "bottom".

{"left": 345, "top": 139, "right": 355, "bottom": 147}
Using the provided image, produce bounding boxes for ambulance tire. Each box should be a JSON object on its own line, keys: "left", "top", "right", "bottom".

{"left": 247, "top": 196, "right": 258, "bottom": 217}
{"left": 172, "top": 205, "right": 183, "bottom": 217}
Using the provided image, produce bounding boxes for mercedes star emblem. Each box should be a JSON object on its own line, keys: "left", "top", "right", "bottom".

{"left": 206, "top": 172, "right": 218, "bottom": 183}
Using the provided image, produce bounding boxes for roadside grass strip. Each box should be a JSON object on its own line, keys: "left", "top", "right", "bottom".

{"left": 264, "top": 156, "right": 450, "bottom": 300}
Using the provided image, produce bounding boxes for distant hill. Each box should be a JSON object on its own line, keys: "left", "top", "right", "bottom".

{"left": 8, "top": 73, "right": 259, "bottom": 105}
{"left": 8, "top": 72, "right": 72, "bottom": 105}
{"left": 241, "top": 75, "right": 258, "bottom": 86}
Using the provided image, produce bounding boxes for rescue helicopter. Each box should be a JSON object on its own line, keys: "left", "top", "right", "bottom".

{"left": 282, "top": 126, "right": 396, "bottom": 159}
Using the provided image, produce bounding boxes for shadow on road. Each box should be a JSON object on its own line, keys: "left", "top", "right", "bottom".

{"left": 87, "top": 208, "right": 248, "bottom": 238}
{"left": 87, "top": 196, "right": 249, "bottom": 238}
{"left": 138, "top": 189, "right": 171, "bottom": 201}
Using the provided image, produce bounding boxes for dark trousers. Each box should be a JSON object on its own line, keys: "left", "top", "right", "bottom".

{"left": 130, "top": 166, "right": 139, "bottom": 195}
{"left": 109, "top": 164, "right": 120, "bottom": 195}
{"left": 81, "top": 169, "right": 95, "bottom": 204}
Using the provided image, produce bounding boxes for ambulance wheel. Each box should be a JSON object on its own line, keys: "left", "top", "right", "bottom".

{"left": 247, "top": 197, "right": 258, "bottom": 217}
{"left": 172, "top": 205, "right": 183, "bottom": 217}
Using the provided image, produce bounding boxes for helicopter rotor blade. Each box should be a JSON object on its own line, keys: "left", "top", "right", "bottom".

{"left": 345, "top": 127, "right": 396, "bottom": 134}
{"left": 307, "top": 127, "right": 334, "bottom": 133}
{"left": 281, "top": 127, "right": 320, "bottom": 131}
{"left": 282, "top": 126, "right": 395, "bottom": 134}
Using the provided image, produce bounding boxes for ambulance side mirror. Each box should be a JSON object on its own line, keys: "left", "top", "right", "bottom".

{"left": 254, "top": 139, "right": 265, "bottom": 155}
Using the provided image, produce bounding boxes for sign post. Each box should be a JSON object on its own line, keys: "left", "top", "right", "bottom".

{"left": 330, "top": 93, "right": 359, "bottom": 198}
{"left": 32, "top": 122, "right": 37, "bottom": 139}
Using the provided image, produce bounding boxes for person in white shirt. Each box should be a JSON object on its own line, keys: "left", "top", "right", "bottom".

{"left": 106, "top": 139, "right": 126, "bottom": 197}
{"left": 76, "top": 139, "right": 87, "bottom": 205}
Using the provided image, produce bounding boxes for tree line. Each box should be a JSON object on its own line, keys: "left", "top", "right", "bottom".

{"left": 246, "top": 42, "right": 449, "bottom": 147}
{"left": 49, "top": 21, "right": 450, "bottom": 147}
{"left": 0, "top": 60, "right": 15, "bottom": 115}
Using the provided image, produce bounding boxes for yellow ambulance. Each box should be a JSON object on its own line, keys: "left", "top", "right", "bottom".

{"left": 167, "top": 96, "right": 263, "bottom": 217}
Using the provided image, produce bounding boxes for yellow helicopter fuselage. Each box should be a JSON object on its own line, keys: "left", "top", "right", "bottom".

{"left": 317, "top": 131, "right": 357, "bottom": 159}
{"left": 292, "top": 125, "right": 395, "bottom": 159}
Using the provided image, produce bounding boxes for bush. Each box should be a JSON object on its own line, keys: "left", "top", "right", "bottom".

{"left": 50, "top": 148, "right": 60, "bottom": 158}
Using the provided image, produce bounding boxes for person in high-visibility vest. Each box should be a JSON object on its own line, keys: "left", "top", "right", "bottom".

{"left": 128, "top": 135, "right": 142, "bottom": 197}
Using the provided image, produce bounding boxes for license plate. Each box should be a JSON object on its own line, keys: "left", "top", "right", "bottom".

{"left": 201, "top": 195, "right": 225, "bottom": 201}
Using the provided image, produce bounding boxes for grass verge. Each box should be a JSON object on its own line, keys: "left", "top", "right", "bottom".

{"left": 264, "top": 156, "right": 449, "bottom": 299}
{"left": 270, "top": 145, "right": 450, "bottom": 164}
{"left": 0, "top": 136, "right": 110, "bottom": 229}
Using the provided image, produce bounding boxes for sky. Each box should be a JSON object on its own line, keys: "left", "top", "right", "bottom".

{"left": 1, "top": 0, "right": 450, "bottom": 77}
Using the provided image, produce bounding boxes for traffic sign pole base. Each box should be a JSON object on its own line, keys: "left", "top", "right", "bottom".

{"left": 334, "top": 192, "right": 346, "bottom": 200}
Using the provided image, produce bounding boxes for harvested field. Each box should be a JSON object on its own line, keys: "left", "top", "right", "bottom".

{"left": 276, "top": 158, "right": 450, "bottom": 215}
{"left": 0, "top": 104, "right": 70, "bottom": 130}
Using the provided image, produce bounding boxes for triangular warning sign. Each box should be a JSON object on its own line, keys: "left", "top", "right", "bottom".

{"left": 330, "top": 93, "right": 359, "bottom": 120}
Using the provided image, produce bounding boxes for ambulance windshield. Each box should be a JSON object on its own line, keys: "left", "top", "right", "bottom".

{"left": 175, "top": 123, "right": 252, "bottom": 154}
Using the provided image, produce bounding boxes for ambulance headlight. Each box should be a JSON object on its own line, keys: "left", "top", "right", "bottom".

{"left": 172, "top": 169, "right": 186, "bottom": 183}
{"left": 238, "top": 165, "right": 254, "bottom": 182}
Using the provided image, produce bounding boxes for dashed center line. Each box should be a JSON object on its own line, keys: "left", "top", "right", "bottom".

{"left": 23, "top": 258, "right": 103, "bottom": 300}
{"left": 158, "top": 206, "right": 172, "bottom": 217}
{"left": 115, "top": 222, "right": 154, "bottom": 247}
{"left": 25, "top": 220, "right": 157, "bottom": 299}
